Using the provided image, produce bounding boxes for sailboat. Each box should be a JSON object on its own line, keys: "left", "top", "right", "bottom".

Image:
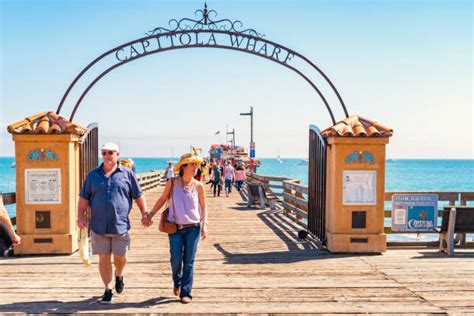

{"left": 167, "top": 147, "right": 178, "bottom": 164}
{"left": 276, "top": 150, "right": 283, "bottom": 163}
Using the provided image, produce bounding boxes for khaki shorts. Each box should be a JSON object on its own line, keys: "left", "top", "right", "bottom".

{"left": 91, "top": 231, "right": 131, "bottom": 257}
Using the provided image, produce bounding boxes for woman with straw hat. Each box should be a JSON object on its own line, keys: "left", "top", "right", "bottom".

{"left": 146, "top": 153, "right": 208, "bottom": 304}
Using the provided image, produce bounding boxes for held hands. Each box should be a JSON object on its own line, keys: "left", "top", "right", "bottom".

{"left": 141, "top": 211, "right": 153, "bottom": 228}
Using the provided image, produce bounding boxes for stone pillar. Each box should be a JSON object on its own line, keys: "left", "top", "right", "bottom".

{"left": 325, "top": 137, "right": 389, "bottom": 253}
{"left": 321, "top": 115, "right": 393, "bottom": 253}
{"left": 12, "top": 134, "right": 80, "bottom": 254}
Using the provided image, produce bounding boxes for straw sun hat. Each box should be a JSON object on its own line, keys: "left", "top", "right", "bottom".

{"left": 174, "top": 153, "right": 203, "bottom": 173}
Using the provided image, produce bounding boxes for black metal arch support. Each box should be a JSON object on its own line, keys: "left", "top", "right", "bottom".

{"left": 57, "top": 31, "right": 349, "bottom": 125}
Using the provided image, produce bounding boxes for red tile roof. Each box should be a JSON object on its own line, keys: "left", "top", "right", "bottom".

{"left": 322, "top": 115, "right": 393, "bottom": 137}
{"left": 7, "top": 111, "right": 87, "bottom": 136}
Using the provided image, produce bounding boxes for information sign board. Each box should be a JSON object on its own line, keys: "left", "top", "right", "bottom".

{"left": 342, "top": 170, "right": 377, "bottom": 205}
{"left": 25, "top": 168, "right": 62, "bottom": 204}
{"left": 391, "top": 194, "right": 438, "bottom": 232}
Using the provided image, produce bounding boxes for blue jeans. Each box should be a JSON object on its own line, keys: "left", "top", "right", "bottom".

{"left": 225, "top": 179, "right": 232, "bottom": 193}
{"left": 236, "top": 181, "right": 244, "bottom": 191}
{"left": 168, "top": 226, "right": 201, "bottom": 298}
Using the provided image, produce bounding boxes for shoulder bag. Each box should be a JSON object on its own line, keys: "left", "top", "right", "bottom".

{"left": 159, "top": 178, "right": 178, "bottom": 234}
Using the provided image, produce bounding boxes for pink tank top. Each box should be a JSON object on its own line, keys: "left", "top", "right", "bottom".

{"left": 167, "top": 178, "right": 201, "bottom": 225}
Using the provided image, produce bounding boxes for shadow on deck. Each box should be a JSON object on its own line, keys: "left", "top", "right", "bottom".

{"left": 0, "top": 297, "right": 177, "bottom": 314}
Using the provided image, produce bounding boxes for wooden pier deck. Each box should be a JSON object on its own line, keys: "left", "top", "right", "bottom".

{"left": 1, "top": 184, "right": 473, "bottom": 314}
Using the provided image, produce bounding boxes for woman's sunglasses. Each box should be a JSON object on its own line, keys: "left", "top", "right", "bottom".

{"left": 101, "top": 151, "right": 115, "bottom": 156}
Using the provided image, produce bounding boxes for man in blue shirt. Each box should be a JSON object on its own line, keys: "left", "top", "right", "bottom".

{"left": 77, "top": 142, "right": 149, "bottom": 304}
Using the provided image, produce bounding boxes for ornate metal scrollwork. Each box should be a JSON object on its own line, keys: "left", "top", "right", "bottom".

{"left": 146, "top": 3, "right": 264, "bottom": 38}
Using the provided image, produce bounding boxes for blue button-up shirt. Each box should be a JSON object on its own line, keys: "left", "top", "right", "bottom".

{"left": 80, "top": 163, "right": 143, "bottom": 234}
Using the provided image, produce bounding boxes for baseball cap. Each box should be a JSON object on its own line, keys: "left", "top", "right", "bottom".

{"left": 101, "top": 142, "right": 120, "bottom": 152}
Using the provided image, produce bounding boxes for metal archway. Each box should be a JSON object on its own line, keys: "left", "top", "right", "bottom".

{"left": 56, "top": 4, "right": 349, "bottom": 124}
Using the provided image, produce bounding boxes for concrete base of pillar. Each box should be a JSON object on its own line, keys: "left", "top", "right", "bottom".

{"left": 326, "top": 232, "right": 387, "bottom": 253}
{"left": 14, "top": 232, "right": 78, "bottom": 255}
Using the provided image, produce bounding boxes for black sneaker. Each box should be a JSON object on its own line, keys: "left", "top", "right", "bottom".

{"left": 99, "top": 289, "right": 113, "bottom": 304}
{"left": 115, "top": 276, "right": 124, "bottom": 294}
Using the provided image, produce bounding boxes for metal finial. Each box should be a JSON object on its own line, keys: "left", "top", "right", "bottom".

{"left": 203, "top": 2, "right": 208, "bottom": 25}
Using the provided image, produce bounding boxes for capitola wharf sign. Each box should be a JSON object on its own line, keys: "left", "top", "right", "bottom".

{"left": 114, "top": 32, "right": 295, "bottom": 65}
{"left": 56, "top": 4, "right": 349, "bottom": 124}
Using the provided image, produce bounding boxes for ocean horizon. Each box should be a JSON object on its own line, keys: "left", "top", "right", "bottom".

{"left": 1, "top": 157, "right": 473, "bottom": 242}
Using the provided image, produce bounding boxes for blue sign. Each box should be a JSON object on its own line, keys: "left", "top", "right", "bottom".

{"left": 391, "top": 194, "right": 438, "bottom": 232}
{"left": 27, "top": 148, "right": 58, "bottom": 161}
{"left": 249, "top": 149, "right": 255, "bottom": 158}
{"left": 346, "top": 150, "right": 374, "bottom": 164}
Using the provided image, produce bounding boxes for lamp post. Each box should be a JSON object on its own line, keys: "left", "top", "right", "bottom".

{"left": 240, "top": 107, "right": 253, "bottom": 145}
{"left": 240, "top": 106, "right": 255, "bottom": 171}
{"left": 227, "top": 128, "right": 235, "bottom": 147}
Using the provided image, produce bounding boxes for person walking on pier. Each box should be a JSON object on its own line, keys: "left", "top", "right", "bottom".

{"left": 234, "top": 165, "right": 247, "bottom": 191}
{"left": 223, "top": 160, "right": 236, "bottom": 197}
{"left": 146, "top": 152, "right": 208, "bottom": 304}
{"left": 165, "top": 162, "right": 175, "bottom": 181}
{"left": 211, "top": 162, "right": 223, "bottom": 197}
{"left": 76, "top": 142, "right": 149, "bottom": 304}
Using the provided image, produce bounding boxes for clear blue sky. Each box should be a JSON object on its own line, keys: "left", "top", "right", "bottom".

{"left": 1, "top": 0, "right": 472, "bottom": 158}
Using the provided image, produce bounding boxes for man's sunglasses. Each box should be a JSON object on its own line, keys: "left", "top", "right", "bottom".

{"left": 101, "top": 151, "right": 115, "bottom": 156}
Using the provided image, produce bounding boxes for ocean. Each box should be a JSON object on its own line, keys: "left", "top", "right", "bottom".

{"left": 1, "top": 157, "right": 473, "bottom": 241}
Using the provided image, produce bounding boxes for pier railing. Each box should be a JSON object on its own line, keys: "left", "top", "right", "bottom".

{"left": 136, "top": 170, "right": 164, "bottom": 191}
{"left": 246, "top": 173, "right": 309, "bottom": 229}
{"left": 2, "top": 170, "right": 164, "bottom": 227}
{"left": 246, "top": 172, "right": 474, "bottom": 247}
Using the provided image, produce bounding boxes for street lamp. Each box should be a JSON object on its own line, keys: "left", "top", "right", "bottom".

{"left": 240, "top": 106, "right": 255, "bottom": 171}
{"left": 227, "top": 128, "right": 235, "bottom": 147}
{"left": 240, "top": 106, "right": 253, "bottom": 146}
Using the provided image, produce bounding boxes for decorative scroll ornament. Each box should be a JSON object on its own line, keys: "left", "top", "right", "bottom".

{"left": 346, "top": 151, "right": 374, "bottom": 164}
{"left": 146, "top": 3, "right": 264, "bottom": 38}
{"left": 27, "top": 148, "right": 58, "bottom": 161}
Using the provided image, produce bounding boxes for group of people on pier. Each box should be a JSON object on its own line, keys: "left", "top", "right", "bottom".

{"left": 165, "top": 157, "right": 247, "bottom": 197}
{"left": 77, "top": 143, "right": 208, "bottom": 305}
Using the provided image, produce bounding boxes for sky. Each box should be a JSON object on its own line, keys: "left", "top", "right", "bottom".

{"left": 1, "top": 0, "right": 472, "bottom": 159}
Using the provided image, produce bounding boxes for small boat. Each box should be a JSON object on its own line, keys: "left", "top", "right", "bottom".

{"left": 10, "top": 162, "right": 15, "bottom": 168}
{"left": 277, "top": 152, "right": 283, "bottom": 164}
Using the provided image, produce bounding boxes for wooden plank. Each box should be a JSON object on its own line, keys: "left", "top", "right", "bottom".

{"left": 460, "top": 192, "right": 474, "bottom": 205}
{"left": 0, "top": 183, "right": 473, "bottom": 314}
{"left": 249, "top": 173, "right": 291, "bottom": 182}
{"left": 283, "top": 211, "right": 308, "bottom": 229}
{"left": 384, "top": 226, "right": 439, "bottom": 234}
{"left": 282, "top": 201, "right": 308, "bottom": 219}
{"left": 282, "top": 192, "right": 308, "bottom": 209}
{"left": 267, "top": 184, "right": 284, "bottom": 190}
{"left": 283, "top": 181, "right": 309, "bottom": 195}
{"left": 1, "top": 192, "right": 16, "bottom": 205}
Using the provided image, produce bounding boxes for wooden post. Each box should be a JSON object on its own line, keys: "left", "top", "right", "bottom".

{"left": 446, "top": 207, "right": 457, "bottom": 256}
{"left": 258, "top": 185, "right": 266, "bottom": 209}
